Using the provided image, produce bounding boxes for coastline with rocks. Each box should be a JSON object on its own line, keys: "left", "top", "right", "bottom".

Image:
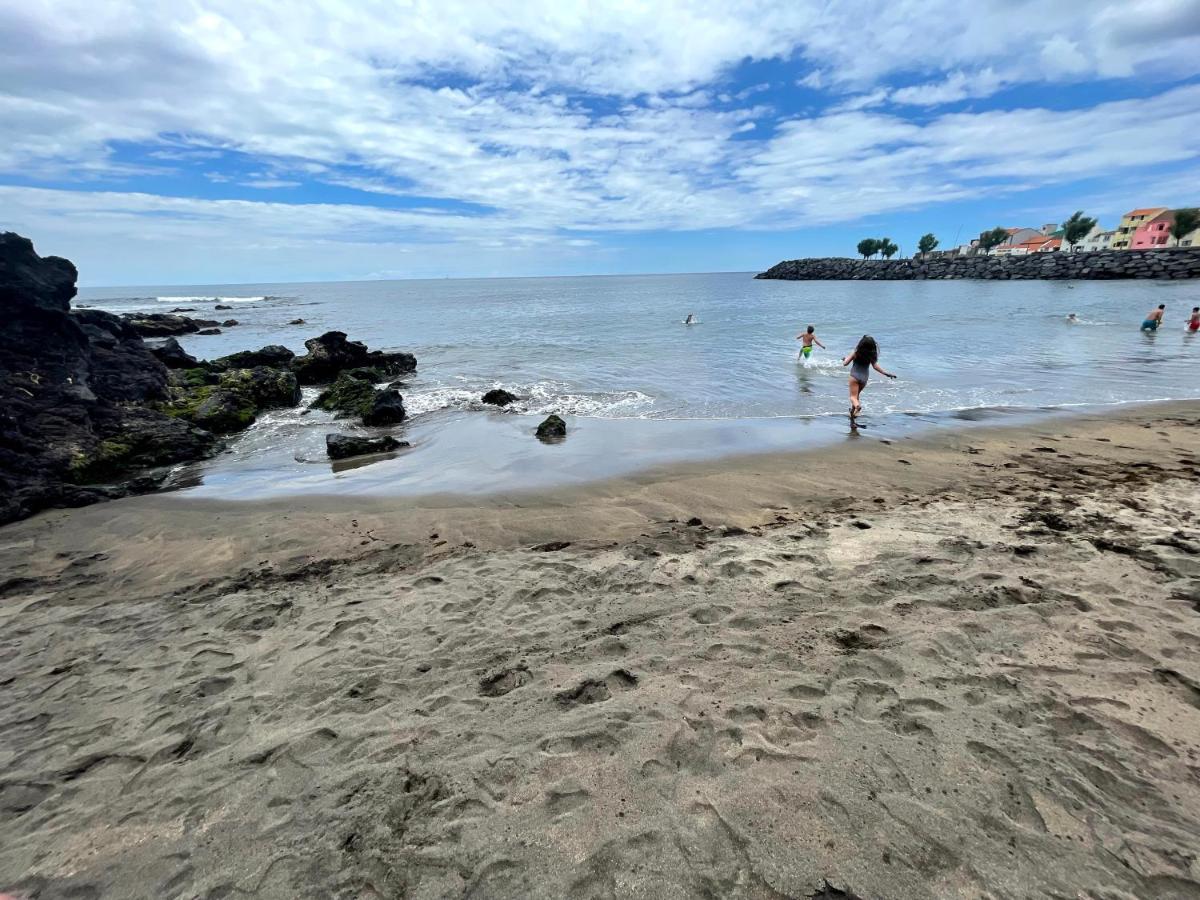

{"left": 756, "top": 246, "right": 1200, "bottom": 280}
{"left": 0, "top": 232, "right": 419, "bottom": 525}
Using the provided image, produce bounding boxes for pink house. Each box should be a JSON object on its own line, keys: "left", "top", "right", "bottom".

{"left": 1131, "top": 211, "right": 1175, "bottom": 248}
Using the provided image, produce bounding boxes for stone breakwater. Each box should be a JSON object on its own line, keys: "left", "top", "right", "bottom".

{"left": 755, "top": 247, "right": 1200, "bottom": 281}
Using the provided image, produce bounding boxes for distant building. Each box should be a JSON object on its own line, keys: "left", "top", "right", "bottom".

{"left": 1131, "top": 210, "right": 1175, "bottom": 249}
{"left": 1039, "top": 223, "right": 1058, "bottom": 236}
{"left": 993, "top": 227, "right": 1046, "bottom": 255}
{"left": 1077, "top": 227, "right": 1115, "bottom": 252}
{"left": 1002, "top": 235, "right": 1062, "bottom": 256}
{"left": 1111, "top": 207, "right": 1167, "bottom": 249}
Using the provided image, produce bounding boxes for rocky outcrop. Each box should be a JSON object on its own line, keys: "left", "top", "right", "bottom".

{"left": 535, "top": 414, "right": 567, "bottom": 440}
{"left": 214, "top": 345, "right": 295, "bottom": 370}
{"left": 0, "top": 232, "right": 219, "bottom": 524}
{"left": 482, "top": 388, "right": 519, "bottom": 407}
{"left": 0, "top": 232, "right": 421, "bottom": 524}
{"left": 311, "top": 369, "right": 406, "bottom": 426}
{"left": 755, "top": 247, "right": 1200, "bottom": 281}
{"left": 325, "top": 433, "right": 407, "bottom": 460}
{"left": 292, "top": 331, "right": 416, "bottom": 385}
{"left": 150, "top": 337, "right": 200, "bottom": 369}
{"left": 165, "top": 366, "right": 301, "bottom": 434}
{"left": 120, "top": 312, "right": 220, "bottom": 336}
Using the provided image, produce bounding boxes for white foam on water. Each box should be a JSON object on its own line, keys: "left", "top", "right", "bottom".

{"left": 400, "top": 380, "right": 656, "bottom": 419}
{"left": 156, "top": 296, "right": 267, "bottom": 303}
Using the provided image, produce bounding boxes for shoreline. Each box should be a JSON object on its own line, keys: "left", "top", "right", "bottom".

{"left": 3, "top": 399, "right": 1197, "bottom": 595}
{"left": 1, "top": 399, "right": 1198, "bottom": 897}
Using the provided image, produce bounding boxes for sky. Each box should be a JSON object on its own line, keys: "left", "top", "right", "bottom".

{"left": 2, "top": 0, "right": 1200, "bottom": 286}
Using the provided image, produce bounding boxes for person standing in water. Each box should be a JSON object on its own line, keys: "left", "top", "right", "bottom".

{"left": 1188, "top": 307, "right": 1199, "bottom": 333}
{"left": 796, "top": 325, "right": 825, "bottom": 361}
{"left": 684, "top": 313, "right": 696, "bottom": 325}
{"left": 1141, "top": 304, "right": 1165, "bottom": 331}
{"left": 843, "top": 334, "right": 896, "bottom": 420}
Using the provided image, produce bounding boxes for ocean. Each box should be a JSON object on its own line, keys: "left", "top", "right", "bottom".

{"left": 76, "top": 272, "right": 1200, "bottom": 498}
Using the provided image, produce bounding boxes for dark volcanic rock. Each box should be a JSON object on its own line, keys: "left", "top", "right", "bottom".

{"left": 214, "top": 345, "right": 295, "bottom": 370}
{"left": 0, "top": 232, "right": 76, "bottom": 314}
{"left": 121, "top": 312, "right": 219, "bottom": 337}
{"left": 326, "top": 433, "right": 406, "bottom": 460}
{"left": 169, "top": 366, "right": 301, "bottom": 435}
{"left": 214, "top": 304, "right": 233, "bottom": 310}
{"left": 149, "top": 337, "right": 200, "bottom": 370}
{"left": 311, "top": 370, "right": 405, "bottom": 426}
{"left": 362, "top": 389, "right": 406, "bottom": 426}
{"left": 482, "top": 388, "right": 519, "bottom": 407}
{"left": 535, "top": 414, "right": 567, "bottom": 441}
{"left": 312, "top": 371, "right": 376, "bottom": 418}
{"left": 220, "top": 319, "right": 238, "bottom": 327}
{"left": 289, "top": 318, "right": 306, "bottom": 325}
{"left": 292, "top": 331, "right": 416, "bottom": 385}
{"left": 196, "top": 328, "right": 222, "bottom": 335}
{"left": 0, "top": 232, "right": 220, "bottom": 524}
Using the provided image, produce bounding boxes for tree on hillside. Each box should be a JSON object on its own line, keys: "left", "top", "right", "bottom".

{"left": 978, "top": 226, "right": 1009, "bottom": 255}
{"left": 857, "top": 238, "right": 880, "bottom": 259}
{"left": 878, "top": 238, "right": 899, "bottom": 259}
{"left": 1062, "top": 210, "right": 1097, "bottom": 251}
{"left": 1171, "top": 208, "right": 1200, "bottom": 246}
{"left": 917, "top": 233, "right": 938, "bottom": 256}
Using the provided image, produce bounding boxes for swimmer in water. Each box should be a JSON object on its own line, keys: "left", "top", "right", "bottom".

{"left": 1188, "top": 307, "right": 1199, "bottom": 333}
{"left": 1067, "top": 313, "right": 1078, "bottom": 323}
{"left": 1141, "top": 304, "right": 1165, "bottom": 331}
{"left": 684, "top": 313, "right": 696, "bottom": 325}
{"left": 796, "top": 325, "right": 825, "bottom": 361}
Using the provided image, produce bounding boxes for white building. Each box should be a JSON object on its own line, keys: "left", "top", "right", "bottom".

{"left": 1075, "top": 227, "right": 1115, "bottom": 252}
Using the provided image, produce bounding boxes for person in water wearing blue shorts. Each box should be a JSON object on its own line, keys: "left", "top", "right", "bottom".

{"left": 842, "top": 334, "right": 897, "bottom": 420}
{"left": 796, "top": 325, "right": 825, "bottom": 361}
{"left": 1141, "top": 304, "right": 1165, "bottom": 331}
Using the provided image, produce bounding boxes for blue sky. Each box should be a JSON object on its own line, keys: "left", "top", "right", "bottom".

{"left": 2, "top": 0, "right": 1199, "bottom": 285}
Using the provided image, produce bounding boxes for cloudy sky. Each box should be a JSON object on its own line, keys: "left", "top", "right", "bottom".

{"left": 2, "top": 0, "right": 1199, "bottom": 285}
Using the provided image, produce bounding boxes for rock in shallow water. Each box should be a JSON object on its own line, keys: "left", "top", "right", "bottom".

{"left": 120, "top": 312, "right": 219, "bottom": 336}
{"left": 311, "top": 370, "right": 406, "bottom": 426}
{"left": 482, "top": 388, "right": 518, "bottom": 407}
{"left": 292, "top": 330, "right": 416, "bottom": 385}
{"left": 325, "top": 433, "right": 407, "bottom": 460}
{"left": 535, "top": 414, "right": 567, "bottom": 440}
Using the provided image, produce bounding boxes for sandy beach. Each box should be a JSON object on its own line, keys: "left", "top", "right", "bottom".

{"left": 2, "top": 401, "right": 1199, "bottom": 899}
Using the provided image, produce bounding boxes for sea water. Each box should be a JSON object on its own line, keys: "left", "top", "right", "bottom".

{"left": 76, "top": 273, "right": 1200, "bottom": 498}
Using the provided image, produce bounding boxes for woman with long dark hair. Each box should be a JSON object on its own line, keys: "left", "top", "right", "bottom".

{"left": 842, "top": 334, "right": 896, "bottom": 420}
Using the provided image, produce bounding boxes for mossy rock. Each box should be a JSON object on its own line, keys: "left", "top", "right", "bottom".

{"left": 312, "top": 372, "right": 377, "bottom": 419}
{"left": 191, "top": 389, "right": 258, "bottom": 434}
{"left": 170, "top": 367, "right": 221, "bottom": 390}
{"left": 66, "top": 440, "right": 135, "bottom": 483}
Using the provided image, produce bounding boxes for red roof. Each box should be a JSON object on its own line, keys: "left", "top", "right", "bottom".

{"left": 1125, "top": 207, "right": 1167, "bottom": 217}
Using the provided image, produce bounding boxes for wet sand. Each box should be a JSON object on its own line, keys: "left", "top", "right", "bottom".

{"left": 1, "top": 402, "right": 1199, "bottom": 898}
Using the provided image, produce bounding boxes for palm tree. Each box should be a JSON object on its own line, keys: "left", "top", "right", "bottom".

{"left": 1171, "top": 208, "right": 1200, "bottom": 246}
{"left": 857, "top": 238, "right": 880, "bottom": 259}
{"left": 1062, "top": 210, "right": 1098, "bottom": 251}
{"left": 878, "top": 238, "right": 899, "bottom": 259}
{"left": 978, "top": 226, "right": 1009, "bottom": 255}
{"left": 917, "top": 233, "right": 938, "bottom": 256}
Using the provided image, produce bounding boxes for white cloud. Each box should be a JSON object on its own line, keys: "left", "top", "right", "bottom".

{"left": 2, "top": 0, "right": 1199, "bottom": 280}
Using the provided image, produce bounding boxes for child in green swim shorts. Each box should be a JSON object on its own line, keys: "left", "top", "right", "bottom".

{"left": 797, "top": 325, "right": 825, "bottom": 360}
